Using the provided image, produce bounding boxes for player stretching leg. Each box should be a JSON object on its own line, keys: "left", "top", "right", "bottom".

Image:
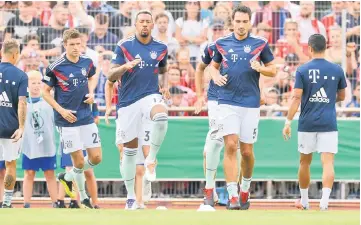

{"left": 57, "top": 103, "right": 100, "bottom": 209}
{"left": 0, "top": 39, "right": 28, "bottom": 208}
{"left": 22, "top": 71, "right": 58, "bottom": 208}
{"left": 283, "top": 34, "right": 346, "bottom": 211}
{"left": 194, "top": 21, "right": 240, "bottom": 207}
{"left": 107, "top": 10, "right": 168, "bottom": 210}
{"left": 0, "top": 161, "right": 5, "bottom": 207}
{"left": 42, "top": 29, "right": 102, "bottom": 209}
{"left": 210, "top": 5, "right": 276, "bottom": 210}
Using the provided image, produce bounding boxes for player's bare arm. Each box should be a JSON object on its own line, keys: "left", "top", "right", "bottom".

{"left": 251, "top": 60, "right": 277, "bottom": 77}
{"left": 336, "top": 88, "right": 346, "bottom": 102}
{"left": 42, "top": 84, "right": 77, "bottom": 123}
{"left": 107, "top": 58, "right": 142, "bottom": 81}
{"left": 104, "top": 80, "right": 115, "bottom": 124}
{"left": 12, "top": 96, "right": 27, "bottom": 142}
{"left": 210, "top": 61, "right": 228, "bottom": 86}
{"left": 194, "top": 62, "right": 208, "bottom": 114}
{"left": 283, "top": 88, "right": 303, "bottom": 141}
{"left": 159, "top": 66, "right": 171, "bottom": 100}
{"left": 84, "top": 75, "right": 97, "bottom": 104}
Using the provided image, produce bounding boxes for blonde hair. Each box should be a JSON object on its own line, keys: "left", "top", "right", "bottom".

{"left": 214, "top": 2, "right": 232, "bottom": 18}
{"left": 27, "top": 70, "right": 42, "bottom": 80}
{"left": 1, "top": 39, "right": 19, "bottom": 55}
{"left": 63, "top": 29, "right": 81, "bottom": 44}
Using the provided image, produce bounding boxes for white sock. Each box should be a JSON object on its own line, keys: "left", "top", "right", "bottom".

{"left": 300, "top": 188, "right": 309, "bottom": 206}
{"left": 83, "top": 155, "right": 96, "bottom": 170}
{"left": 205, "top": 132, "right": 223, "bottom": 189}
{"left": 227, "top": 182, "right": 238, "bottom": 199}
{"left": 122, "top": 147, "right": 137, "bottom": 199}
{"left": 320, "top": 187, "right": 331, "bottom": 208}
{"left": 72, "top": 167, "right": 88, "bottom": 201}
{"left": 146, "top": 113, "right": 168, "bottom": 163}
{"left": 119, "top": 159, "right": 123, "bottom": 177}
{"left": 241, "top": 177, "right": 252, "bottom": 192}
{"left": 64, "top": 169, "right": 74, "bottom": 181}
{"left": 3, "top": 189, "right": 13, "bottom": 206}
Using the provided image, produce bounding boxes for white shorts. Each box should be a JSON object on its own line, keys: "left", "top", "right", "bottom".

{"left": 208, "top": 100, "right": 220, "bottom": 132}
{"left": 217, "top": 104, "right": 260, "bottom": 144}
{"left": 116, "top": 94, "right": 165, "bottom": 144}
{"left": 0, "top": 138, "right": 22, "bottom": 161}
{"left": 298, "top": 131, "right": 338, "bottom": 154}
{"left": 59, "top": 123, "right": 101, "bottom": 154}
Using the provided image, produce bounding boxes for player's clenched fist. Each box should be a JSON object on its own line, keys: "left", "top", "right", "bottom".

{"left": 125, "top": 58, "right": 142, "bottom": 70}
{"left": 60, "top": 108, "right": 77, "bottom": 123}
{"left": 250, "top": 61, "right": 262, "bottom": 72}
{"left": 283, "top": 124, "right": 291, "bottom": 141}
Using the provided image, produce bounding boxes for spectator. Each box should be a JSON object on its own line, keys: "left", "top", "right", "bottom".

{"left": 255, "top": 22, "right": 272, "bottom": 42}
{"left": 168, "top": 86, "right": 189, "bottom": 117}
{"left": 35, "top": 1, "right": 52, "bottom": 26}
{"left": 175, "top": 1, "right": 208, "bottom": 64}
{"left": 18, "top": 34, "right": 48, "bottom": 73}
{"left": 0, "top": 2, "right": 15, "bottom": 28}
{"left": 176, "top": 47, "right": 196, "bottom": 90}
{"left": 67, "top": 1, "right": 95, "bottom": 32}
{"left": 253, "top": 1, "right": 292, "bottom": 44}
{"left": 263, "top": 87, "right": 281, "bottom": 117}
{"left": 240, "top": 1, "right": 261, "bottom": 25}
{"left": 325, "top": 26, "right": 343, "bottom": 65}
{"left": 154, "top": 13, "right": 179, "bottom": 60}
{"left": 346, "top": 42, "right": 360, "bottom": 89}
{"left": 78, "top": 27, "right": 99, "bottom": 68}
{"left": 213, "top": 2, "right": 232, "bottom": 23}
{"left": 274, "top": 19, "right": 309, "bottom": 63}
{"left": 151, "top": 1, "right": 176, "bottom": 38}
{"left": 280, "top": 91, "right": 292, "bottom": 116}
{"left": 200, "top": 1, "right": 213, "bottom": 25}
{"left": 109, "top": 1, "right": 139, "bottom": 39}
{"left": 284, "top": 1, "right": 301, "bottom": 20}
{"left": 321, "top": 1, "right": 346, "bottom": 41}
{"left": 85, "top": 1, "right": 117, "bottom": 18}
{"left": 274, "top": 53, "right": 299, "bottom": 95}
{"left": 4, "top": 1, "right": 42, "bottom": 43}
{"left": 37, "top": 3, "right": 69, "bottom": 58}
{"left": 337, "top": 1, "right": 360, "bottom": 47}
{"left": 95, "top": 51, "right": 113, "bottom": 108}
{"left": 297, "top": 1, "right": 327, "bottom": 45}
{"left": 88, "top": 13, "right": 118, "bottom": 51}
{"left": 346, "top": 82, "right": 360, "bottom": 117}
{"left": 168, "top": 67, "right": 196, "bottom": 106}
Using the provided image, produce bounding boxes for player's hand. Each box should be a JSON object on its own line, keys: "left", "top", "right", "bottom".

{"left": 105, "top": 107, "right": 112, "bottom": 125}
{"left": 194, "top": 96, "right": 205, "bottom": 114}
{"left": 84, "top": 93, "right": 94, "bottom": 104}
{"left": 251, "top": 61, "right": 262, "bottom": 72}
{"left": 160, "top": 87, "right": 171, "bottom": 100}
{"left": 11, "top": 128, "right": 24, "bottom": 143}
{"left": 283, "top": 124, "right": 291, "bottom": 141}
{"left": 212, "top": 74, "right": 228, "bottom": 86}
{"left": 60, "top": 109, "right": 77, "bottom": 123}
{"left": 125, "top": 58, "right": 142, "bottom": 70}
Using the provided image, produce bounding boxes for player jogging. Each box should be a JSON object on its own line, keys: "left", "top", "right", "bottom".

{"left": 0, "top": 39, "right": 28, "bottom": 208}
{"left": 22, "top": 70, "right": 58, "bottom": 208}
{"left": 283, "top": 34, "right": 346, "bottom": 211}
{"left": 210, "top": 5, "right": 276, "bottom": 210}
{"left": 107, "top": 10, "right": 168, "bottom": 210}
{"left": 42, "top": 29, "right": 102, "bottom": 209}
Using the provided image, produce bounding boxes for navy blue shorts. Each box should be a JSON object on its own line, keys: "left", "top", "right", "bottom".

{"left": 61, "top": 150, "right": 87, "bottom": 169}
{"left": 0, "top": 161, "right": 5, "bottom": 170}
{"left": 22, "top": 155, "right": 57, "bottom": 171}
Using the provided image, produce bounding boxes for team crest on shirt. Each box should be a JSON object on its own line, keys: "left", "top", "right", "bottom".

{"left": 244, "top": 45, "right": 251, "bottom": 53}
{"left": 81, "top": 68, "right": 87, "bottom": 76}
{"left": 150, "top": 51, "right": 157, "bottom": 60}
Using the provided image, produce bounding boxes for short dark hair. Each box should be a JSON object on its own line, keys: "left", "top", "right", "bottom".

{"left": 23, "top": 34, "right": 40, "bottom": 45}
{"left": 95, "top": 13, "right": 109, "bottom": 25}
{"left": 135, "top": 10, "right": 153, "bottom": 21}
{"left": 77, "top": 27, "right": 90, "bottom": 36}
{"left": 232, "top": 5, "right": 252, "bottom": 20}
{"left": 308, "top": 34, "right": 327, "bottom": 53}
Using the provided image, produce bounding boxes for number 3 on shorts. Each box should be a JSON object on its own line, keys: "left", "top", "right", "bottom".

{"left": 144, "top": 131, "right": 150, "bottom": 141}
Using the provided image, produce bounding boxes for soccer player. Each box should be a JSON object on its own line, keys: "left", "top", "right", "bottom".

{"left": 0, "top": 39, "right": 28, "bottom": 208}
{"left": 57, "top": 103, "right": 100, "bottom": 209}
{"left": 42, "top": 29, "right": 102, "bottom": 209}
{"left": 283, "top": 34, "right": 346, "bottom": 210}
{"left": 107, "top": 10, "right": 168, "bottom": 210}
{"left": 21, "top": 70, "right": 58, "bottom": 208}
{"left": 210, "top": 5, "right": 276, "bottom": 210}
{"left": 194, "top": 21, "right": 240, "bottom": 207}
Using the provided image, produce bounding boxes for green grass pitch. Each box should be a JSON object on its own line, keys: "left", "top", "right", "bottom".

{"left": 0, "top": 209, "right": 359, "bottom": 225}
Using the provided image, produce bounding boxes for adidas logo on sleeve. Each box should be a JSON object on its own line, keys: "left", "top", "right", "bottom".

{"left": 0, "top": 91, "right": 12, "bottom": 107}
{"left": 309, "top": 87, "right": 330, "bottom": 103}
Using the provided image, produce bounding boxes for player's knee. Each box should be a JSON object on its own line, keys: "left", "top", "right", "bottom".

{"left": 74, "top": 159, "right": 85, "bottom": 169}
{"left": 225, "top": 141, "right": 238, "bottom": 154}
{"left": 241, "top": 148, "right": 253, "bottom": 158}
{"left": 91, "top": 154, "right": 102, "bottom": 165}
{"left": 25, "top": 170, "right": 36, "bottom": 180}
{"left": 5, "top": 160, "right": 16, "bottom": 170}
{"left": 299, "top": 157, "right": 312, "bottom": 167}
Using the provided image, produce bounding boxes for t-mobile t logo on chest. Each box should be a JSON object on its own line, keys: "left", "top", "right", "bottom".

{"left": 309, "top": 69, "right": 320, "bottom": 83}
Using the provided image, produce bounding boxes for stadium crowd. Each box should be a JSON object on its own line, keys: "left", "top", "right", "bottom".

{"left": 0, "top": 0, "right": 359, "bottom": 117}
